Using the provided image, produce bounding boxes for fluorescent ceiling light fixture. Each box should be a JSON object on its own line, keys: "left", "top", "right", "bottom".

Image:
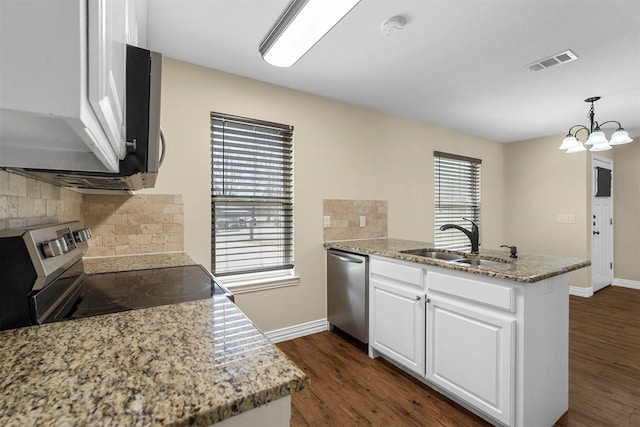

{"left": 259, "top": 0, "right": 361, "bottom": 67}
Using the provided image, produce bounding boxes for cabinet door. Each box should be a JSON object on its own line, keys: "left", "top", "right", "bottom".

{"left": 426, "top": 297, "right": 515, "bottom": 426}
{"left": 370, "top": 278, "right": 425, "bottom": 376}
{"left": 87, "top": 0, "right": 127, "bottom": 160}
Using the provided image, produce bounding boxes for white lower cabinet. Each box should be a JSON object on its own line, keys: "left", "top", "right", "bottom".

{"left": 369, "top": 257, "right": 425, "bottom": 376}
{"left": 370, "top": 278, "right": 425, "bottom": 376}
{"left": 426, "top": 295, "right": 515, "bottom": 426}
{"left": 369, "top": 257, "right": 569, "bottom": 427}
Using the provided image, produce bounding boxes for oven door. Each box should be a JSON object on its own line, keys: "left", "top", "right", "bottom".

{"left": 31, "top": 271, "right": 86, "bottom": 325}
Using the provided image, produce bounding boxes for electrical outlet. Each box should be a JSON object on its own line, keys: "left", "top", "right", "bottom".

{"left": 359, "top": 216, "right": 366, "bottom": 227}
{"left": 323, "top": 216, "right": 331, "bottom": 228}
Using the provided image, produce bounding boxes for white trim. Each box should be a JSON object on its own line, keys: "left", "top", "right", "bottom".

{"left": 265, "top": 319, "right": 329, "bottom": 343}
{"left": 613, "top": 278, "right": 640, "bottom": 290}
{"left": 569, "top": 286, "right": 593, "bottom": 298}
{"left": 217, "top": 269, "right": 300, "bottom": 294}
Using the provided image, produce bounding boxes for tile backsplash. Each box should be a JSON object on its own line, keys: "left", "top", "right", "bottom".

{"left": 323, "top": 199, "right": 388, "bottom": 241}
{"left": 83, "top": 194, "right": 184, "bottom": 257}
{"left": 0, "top": 171, "right": 83, "bottom": 230}
{"left": 1, "top": 171, "right": 184, "bottom": 257}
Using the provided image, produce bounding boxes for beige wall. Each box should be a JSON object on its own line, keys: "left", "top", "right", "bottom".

{"left": 504, "top": 135, "right": 640, "bottom": 286}
{"left": 504, "top": 136, "right": 590, "bottom": 287}
{"left": 147, "top": 57, "right": 505, "bottom": 331}
{"left": 1, "top": 58, "right": 631, "bottom": 330}
{"left": 613, "top": 142, "right": 640, "bottom": 281}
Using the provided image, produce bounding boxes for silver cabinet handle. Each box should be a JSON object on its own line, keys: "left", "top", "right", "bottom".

{"left": 159, "top": 128, "right": 167, "bottom": 167}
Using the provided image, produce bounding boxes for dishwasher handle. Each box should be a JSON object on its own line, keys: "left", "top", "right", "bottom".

{"left": 328, "top": 251, "right": 364, "bottom": 264}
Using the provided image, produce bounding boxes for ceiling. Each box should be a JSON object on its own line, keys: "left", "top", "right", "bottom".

{"left": 146, "top": 0, "right": 640, "bottom": 143}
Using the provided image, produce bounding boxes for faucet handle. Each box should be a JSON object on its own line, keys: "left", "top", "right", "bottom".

{"left": 462, "top": 217, "right": 478, "bottom": 230}
{"left": 501, "top": 245, "right": 518, "bottom": 259}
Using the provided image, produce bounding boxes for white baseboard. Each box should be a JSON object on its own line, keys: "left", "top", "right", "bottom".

{"left": 613, "top": 278, "right": 640, "bottom": 290}
{"left": 265, "top": 318, "right": 329, "bottom": 343}
{"left": 570, "top": 279, "right": 640, "bottom": 297}
{"left": 569, "top": 286, "right": 593, "bottom": 298}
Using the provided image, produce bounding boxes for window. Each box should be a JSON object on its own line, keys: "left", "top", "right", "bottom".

{"left": 434, "top": 151, "right": 482, "bottom": 250}
{"left": 211, "top": 113, "right": 294, "bottom": 278}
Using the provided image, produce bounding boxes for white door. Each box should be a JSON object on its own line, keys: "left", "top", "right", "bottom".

{"left": 591, "top": 157, "right": 613, "bottom": 292}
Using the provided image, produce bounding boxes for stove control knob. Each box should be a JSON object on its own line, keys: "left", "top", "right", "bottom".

{"left": 42, "top": 239, "right": 64, "bottom": 258}
{"left": 74, "top": 228, "right": 92, "bottom": 242}
{"left": 57, "top": 237, "right": 69, "bottom": 253}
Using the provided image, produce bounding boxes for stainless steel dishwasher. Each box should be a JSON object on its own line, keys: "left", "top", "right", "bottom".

{"left": 327, "top": 249, "right": 368, "bottom": 344}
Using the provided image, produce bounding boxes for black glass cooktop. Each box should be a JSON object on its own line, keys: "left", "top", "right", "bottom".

{"left": 53, "top": 265, "right": 231, "bottom": 321}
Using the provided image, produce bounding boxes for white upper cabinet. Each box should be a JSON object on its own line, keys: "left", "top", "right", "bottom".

{"left": 0, "top": 0, "right": 138, "bottom": 173}
{"left": 87, "top": 0, "right": 127, "bottom": 164}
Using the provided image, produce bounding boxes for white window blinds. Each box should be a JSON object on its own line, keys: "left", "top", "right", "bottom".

{"left": 211, "top": 113, "right": 294, "bottom": 276}
{"left": 434, "top": 151, "right": 482, "bottom": 251}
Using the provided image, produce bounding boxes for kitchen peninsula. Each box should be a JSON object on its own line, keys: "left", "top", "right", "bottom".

{"left": 0, "top": 253, "right": 308, "bottom": 426}
{"left": 325, "top": 238, "right": 590, "bottom": 427}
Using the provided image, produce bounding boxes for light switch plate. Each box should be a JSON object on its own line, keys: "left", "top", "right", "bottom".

{"left": 556, "top": 214, "right": 576, "bottom": 224}
{"left": 323, "top": 216, "right": 331, "bottom": 228}
{"left": 359, "top": 216, "right": 366, "bottom": 227}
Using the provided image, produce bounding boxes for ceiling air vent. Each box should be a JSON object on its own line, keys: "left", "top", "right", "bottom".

{"left": 527, "top": 50, "right": 578, "bottom": 72}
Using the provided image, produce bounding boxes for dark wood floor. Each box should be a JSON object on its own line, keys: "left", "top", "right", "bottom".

{"left": 277, "top": 286, "right": 640, "bottom": 426}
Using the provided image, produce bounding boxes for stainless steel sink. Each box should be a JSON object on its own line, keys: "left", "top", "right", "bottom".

{"left": 450, "top": 258, "right": 510, "bottom": 268}
{"left": 400, "top": 249, "right": 463, "bottom": 261}
{"left": 400, "top": 249, "right": 512, "bottom": 270}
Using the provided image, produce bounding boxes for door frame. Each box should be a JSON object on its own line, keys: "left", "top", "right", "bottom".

{"left": 591, "top": 155, "right": 614, "bottom": 292}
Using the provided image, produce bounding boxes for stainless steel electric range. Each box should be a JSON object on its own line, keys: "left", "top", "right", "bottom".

{"left": 0, "top": 221, "right": 232, "bottom": 331}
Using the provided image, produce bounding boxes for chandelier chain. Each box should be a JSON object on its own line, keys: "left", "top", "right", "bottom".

{"left": 588, "top": 102, "right": 596, "bottom": 133}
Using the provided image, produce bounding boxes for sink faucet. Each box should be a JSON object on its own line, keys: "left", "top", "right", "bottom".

{"left": 501, "top": 244, "right": 518, "bottom": 259}
{"left": 439, "top": 218, "right": 480, "bottom": 254}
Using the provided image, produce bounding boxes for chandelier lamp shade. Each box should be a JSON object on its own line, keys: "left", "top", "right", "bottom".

{"left": 259, "top": 0, "right": 361, "bottom": 67}
{"left": 559, "top": 97, "right": 633, "bottom": 153}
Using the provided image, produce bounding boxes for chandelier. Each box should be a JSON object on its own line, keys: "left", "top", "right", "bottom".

{"left": 559, "top": 96, "right": 633, "bottom": 153}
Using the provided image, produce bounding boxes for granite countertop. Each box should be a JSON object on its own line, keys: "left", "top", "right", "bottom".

{"left": 325, "top": 238, "right": 590, "bottom": 283}
{"left": 0, "top": 253, "right": 308, "bottom": 426}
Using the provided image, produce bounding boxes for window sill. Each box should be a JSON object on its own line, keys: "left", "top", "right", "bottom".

{"left": 216, "top": 270, "right": 300, "bottom": 294}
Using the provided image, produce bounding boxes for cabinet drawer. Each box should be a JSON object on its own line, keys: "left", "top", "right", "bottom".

{"left": 427, "top": 271, "right": 515, "bottom": 312}
{"left": 370, "top": 257, "right": 423, "bottom": 288}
